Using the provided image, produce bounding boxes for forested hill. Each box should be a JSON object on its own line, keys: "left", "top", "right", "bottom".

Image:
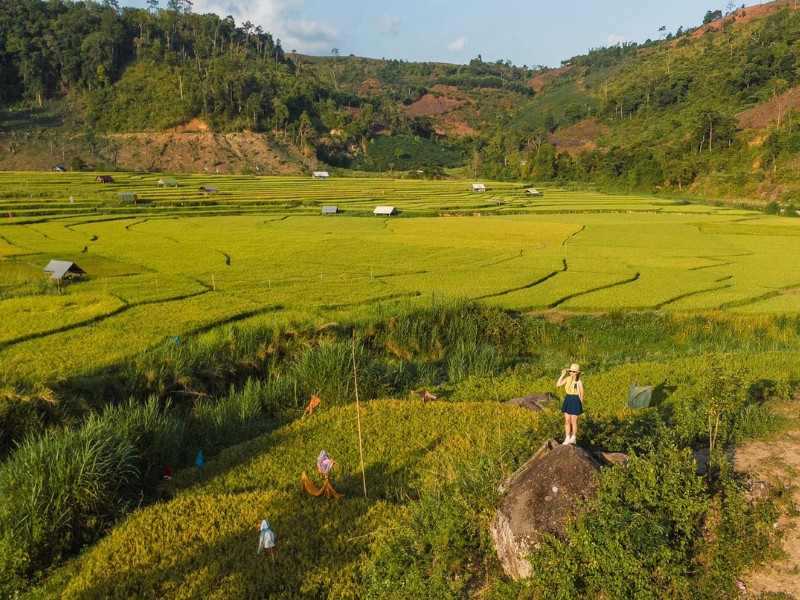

{"left": 0, "top": 0, "right": 534, "bottom": 174}
{"left": 5, "top": 0, "right": 800, "bottom": 207}
{"left": 494, "top": 0, "right": 800, "bottom": 207}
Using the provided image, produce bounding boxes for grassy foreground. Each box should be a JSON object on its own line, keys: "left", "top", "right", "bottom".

{"left": 18, "top": 344, "right": 793, "bottom": 599}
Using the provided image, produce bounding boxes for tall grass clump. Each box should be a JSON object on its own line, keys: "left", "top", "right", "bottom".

{"left": 375, "top": 300, "right": 524, "bottom": 362}
{"left": 0, "top": 384, "right": 59, "bottom": 458}
{"left": 446, "top": 342, "right": 503, "bottom": 383}
{"left": 291, "top": 340, "right": 404, "bottom": 405}
{"left": 189, "top": 377, "right": 290, "bottom": 453}
{"left": 91, "top": 397, "right": 186, "bottom": 492}
{"left": 0, "top": 422, "right": 137, "bottom": 594}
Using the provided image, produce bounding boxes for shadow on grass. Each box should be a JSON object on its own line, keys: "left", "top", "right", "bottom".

{"left": 0, "top": 104, "right": 66, "bottom": 133}
{"left": 73, "top": 460, "right": 416, "bottom": 598}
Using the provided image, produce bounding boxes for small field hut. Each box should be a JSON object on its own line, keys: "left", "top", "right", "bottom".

{"left": 373, "top": 206, "right": 397, "bottom": 216}
{"left": 158, "top": 178, "right": 178, "bottom": 187}
{"left": 44, "top": 260, "right": 85, "bottom": 281}
{"left": 471, "top": 183, "right": 487, "bottom": 192}
{"left": 313, "top": 171, "right": 330, "bottom": 179}
{"left": 525, "top": 188, "right": 542, "bottom": 196}
{"left": 199, "top": 186, "right": 217, "bottom": 195}
{"left": 321, "top": 206, "right": 339, "bottom": 214}
{"left": 117, "top": 192, "right": 138, "bottom": 203}
{"left": 95, "top": 175, "right": 115, "bottom": 184}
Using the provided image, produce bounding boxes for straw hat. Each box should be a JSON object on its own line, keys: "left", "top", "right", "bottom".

{"left": 569, "top": 363, "right": 581, "bottom": 373}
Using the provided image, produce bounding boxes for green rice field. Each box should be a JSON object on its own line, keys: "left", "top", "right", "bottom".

{"left": 2, "top": 171, "right": 800, "bottom": 380}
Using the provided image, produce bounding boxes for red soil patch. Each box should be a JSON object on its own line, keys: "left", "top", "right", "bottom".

{"left": 688, "top": 0, "right": 797, "bottom": 40}
{"left": 548, "top": 119, "right": 610, "bottom": 153}
{"left": 529, "top": 66, "right": 573, "bottom": 93}
{"left": 737, "top": 86, "right": 800, "bottom": 129}
{"left": 403, "top": 86, "right": 477, "bottom": 136}
{"left": 168, "top": 118, "right": 210, "bottom": 132}
{"left": 436, "top": 117, "right": 478, "bottom": 136}
{"left": 404, "top": 93, "right": 463, "bottom": 117}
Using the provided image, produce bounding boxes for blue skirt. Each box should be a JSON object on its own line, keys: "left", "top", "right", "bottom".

{"left": 562, "top": 393, "right": 583, "bottom": 416}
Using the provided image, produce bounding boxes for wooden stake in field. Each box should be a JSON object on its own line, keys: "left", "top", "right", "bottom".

{"left": 351, "top": 330, "right": 367, "bottom": 498}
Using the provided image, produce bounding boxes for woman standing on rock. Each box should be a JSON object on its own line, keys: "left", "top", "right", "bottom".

{"left": 557, "top": 363, "right": 584, "bottom": 445}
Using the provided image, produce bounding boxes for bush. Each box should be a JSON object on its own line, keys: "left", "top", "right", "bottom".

{"left": 0, "top": 422, "right": 137, "bottom": 592}
{"left": 191, "top": 379, "right": 276, "bottom": 453}
{"left": 92, "top": 397, "right": 186, "bottom": 492}
{"left": 527, "top": 445, "right": 777, "bottom": 599}
{"left": 349, "top": 135, "right": 465, "bottom": 172}
{"left": 291, "top": 341, "right": 404, "bottom": 406}
{"left": 0, "top": 389, "right": 55, "bottom": 458}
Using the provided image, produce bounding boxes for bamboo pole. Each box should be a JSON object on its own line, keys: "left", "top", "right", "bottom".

{"left": 352, "top": 330, "right": 367, "bottom": 498}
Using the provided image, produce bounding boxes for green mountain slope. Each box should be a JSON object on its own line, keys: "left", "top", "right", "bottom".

{"left": 496, "top": 1, "right": 800, "bottom": 205}
{"left": 6, "top": 1, "right": 800, "bottom": 199}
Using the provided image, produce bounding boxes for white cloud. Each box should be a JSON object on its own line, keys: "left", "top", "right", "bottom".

{"left": 447, "top": 36, "right": 468, "bottom": 52}
{"left": 607, "top": 34, "right": 628, "bottom": 46}
{"left": 192, "top": 0, "right": 340, "bottom": 53}
{"left": 377, "top": 14, "right": 401, "bottom": 35}
{"left": 283, "top": 19, "right": 340, "bottom": 52}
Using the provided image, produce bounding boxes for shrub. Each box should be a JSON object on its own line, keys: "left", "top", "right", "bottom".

{"left": 0, "top": 422, "right": 137, "bottom": 592}
{"left": 0, "top": 390, "right": 51, "bottom": 457}
{"left": 527, "top": 445, "right": 777, "bottom": 599}
{"left": 291, "top": 341, "right": 402, "bottom": 406}
{"left": 191, "top": 382, "right": 269, "bottom": 453}
{"left": 91, "top": 397, "right": 186, "bottom": 492}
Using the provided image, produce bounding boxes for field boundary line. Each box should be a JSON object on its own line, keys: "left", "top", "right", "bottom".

{"left": 477, "top": 265, "right": 565, "bottom": 300}
{"left": 0, "top": 290, "right": 219, "bottom": 350}
{"left": 562, "top": 225, "right": 585, "bottom": 245}
{"left": 718, "top": 289, "right": 784, "bottom": 310}
{"left": 549, "top": 271, "right": 641, "bottom": 309}
{"left": 656, "top": 284, "right": 732, "bottom": 309}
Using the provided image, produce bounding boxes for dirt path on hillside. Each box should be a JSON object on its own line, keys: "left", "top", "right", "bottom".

{"left": 734, "top": 401, "right": 800, "bottom": 598}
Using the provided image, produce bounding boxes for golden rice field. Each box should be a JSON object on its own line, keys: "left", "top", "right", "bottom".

{"left": 2, "top": 171, "right": 800, "bottom": 379}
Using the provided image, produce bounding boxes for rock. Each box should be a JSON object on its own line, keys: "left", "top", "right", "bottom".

{"left": 498, "top": 438, "right": 559, "bottom": 493}
{"left": 506, "top": 393, "right": 556, "bottom": 412}
{"left": 746, "top": 480, "right": 769, "bottom": 500}
{"left": 593, "top": 451, "right": 629, "bottom": 467}
{"left": 491, "top": 438, "right": 600, "bottom": 580}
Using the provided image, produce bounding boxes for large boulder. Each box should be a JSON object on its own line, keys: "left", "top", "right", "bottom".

{"left": 506, "top": 393, "right": 556, "bottom": 412}
{"left": 491, "top": 438, "right": 601, "bottom": 580}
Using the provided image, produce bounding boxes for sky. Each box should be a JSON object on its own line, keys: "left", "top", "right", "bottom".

{"left": 124, "top": 0, "right": 765, "bottom": 68}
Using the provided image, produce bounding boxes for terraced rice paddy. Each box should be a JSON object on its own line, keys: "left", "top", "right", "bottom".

{"left": 2, "top": 171, "right": 800, "bottom": 379}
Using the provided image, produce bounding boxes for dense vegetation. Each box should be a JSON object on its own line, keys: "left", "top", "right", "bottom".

{"left": 1, "top": 301, "right": 795, "bottom": 597}
{"left": 483, "top": 3, "right": 800, "bottom": 207}
{"left": 0, "top": 0, "right": 534, "bottom": 171}
{"left": 2, "top": 2, "right": 800, "bottom": 596}
{"left": 8, "top": 1, "right": 800, "bottom": 204}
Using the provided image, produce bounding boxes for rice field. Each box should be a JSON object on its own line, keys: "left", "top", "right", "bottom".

{"left": 2, "top": 172, "right": 800, "bottom": 379}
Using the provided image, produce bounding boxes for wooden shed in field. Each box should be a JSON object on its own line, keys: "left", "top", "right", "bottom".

{"left": 525, "top": 188, "right": 542, "bottom": 196}
{"left": 471, "top": 183, "right": 487, "bottom": 192}
{"left": 373, "top": 206, "right": 397, "bottom": 216}
{"left": 95, "top": 175, "right": 115, "bottom": 184}
{"left": 158, "top": 178, "right": 178, "bottom": 187}
{"left": 44, "top": 260, "right": 85, "bottom": 281}
{"left": 312, "top": 171, "right": 330, "bottom": 179}
{"left": 321, "top": 206, "right": 339, "bottom": 214}
{"left": 117, "top": 192, "right": 138, "bottom": 203}
{"left": 199, "top": 186, "right": 218, "bottom": 195}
